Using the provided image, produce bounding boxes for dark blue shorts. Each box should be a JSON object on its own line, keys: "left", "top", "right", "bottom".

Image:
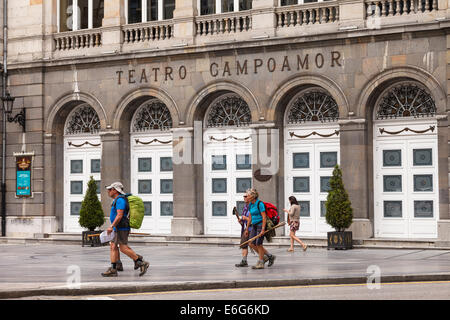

{"left": 250, "top": 223, "right": 264, "bottom": 246}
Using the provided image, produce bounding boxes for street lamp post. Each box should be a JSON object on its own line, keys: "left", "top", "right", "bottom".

{"left": 0, "top": 93, "right": 14, "bottom": 237}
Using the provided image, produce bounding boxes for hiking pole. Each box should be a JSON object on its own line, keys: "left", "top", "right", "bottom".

{"left": 86, "top": 232, "right": 151, "bottom": 238}
{"left": 239, "top": 221, "right": 286, "bottom": 248}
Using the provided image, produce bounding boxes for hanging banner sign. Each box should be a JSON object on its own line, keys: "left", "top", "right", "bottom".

{"left": 15, "top": 154, "right": 32, "bottom": 197}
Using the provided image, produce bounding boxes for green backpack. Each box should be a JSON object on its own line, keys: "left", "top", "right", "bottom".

{"left": 125, "top": 194, "right": 145, "bottom": 229}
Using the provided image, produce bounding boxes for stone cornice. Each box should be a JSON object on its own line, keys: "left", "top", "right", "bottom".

{"left": 7, "top": 19, "right": 450, "bottom": 71}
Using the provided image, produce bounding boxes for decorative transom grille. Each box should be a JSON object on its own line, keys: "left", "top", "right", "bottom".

{"left": 206, "top": 94, "right": 251, "bottom": 127}
{"left": 65, "top": 105, "right": 101, "bottom": 135}
{"left": 287, "top": 90, "right": 339, "bottom": 124}
{"left": 376, "top": 83, "right": 436, "bottom": 119}
{"left": 132, "top": 99, "right": 173, "bottom": 132}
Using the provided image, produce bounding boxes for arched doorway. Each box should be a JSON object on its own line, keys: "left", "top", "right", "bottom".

{"left": 203, "top": 93, "right": 253, "bottom": 235}
{"left": 63, "top": 104, "right": 102, "bottom": 232}
{"left": 373, "top": 81, "right": 438, "bottom": 238}
{"left": 283, "top": 87, "right": 339, "bottom": 237}
{"left": 130, "top": 98, "right": 174, "bottom": 234}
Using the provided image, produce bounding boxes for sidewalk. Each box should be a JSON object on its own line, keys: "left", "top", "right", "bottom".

{"left": 1, "top": 243, "right": 450, "bottom": 299}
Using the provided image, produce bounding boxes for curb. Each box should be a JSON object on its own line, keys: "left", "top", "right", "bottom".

{"left": 2, "top": 273, "right": 450, "bottom": 299}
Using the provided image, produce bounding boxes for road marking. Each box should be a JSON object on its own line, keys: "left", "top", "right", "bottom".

{"left": 83, "top": 280, "right": 450, "bottom": 298}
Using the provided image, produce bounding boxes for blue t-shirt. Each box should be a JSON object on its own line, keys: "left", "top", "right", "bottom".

{"left": 110, "top": 196, "right": 130, "bottom": 231}
{"left": 248, "top": 200, "right": 266, "bottom": 226}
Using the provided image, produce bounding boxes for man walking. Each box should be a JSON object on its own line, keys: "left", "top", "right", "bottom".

{"left": 101, "top": 182, "right": 149, "bottom": 277}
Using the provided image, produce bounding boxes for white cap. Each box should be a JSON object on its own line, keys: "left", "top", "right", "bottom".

{"left": 105, "top": 182, "right": 125, "bottom": 195}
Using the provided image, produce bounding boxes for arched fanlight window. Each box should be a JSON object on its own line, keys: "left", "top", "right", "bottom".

{"left": 132, "top": 99, "right": 173, "bottom": 132}
{"left": 375, "top": 82, "right": 436, "bottom": 120}
{"left": 65, "top": 104, "right": 101, "bottom": 135}
{"left": 286, "top": 89, "right": 339, "bottom": 124}
{"left": 206, "top": 93, "right": 251, "bottom": 128}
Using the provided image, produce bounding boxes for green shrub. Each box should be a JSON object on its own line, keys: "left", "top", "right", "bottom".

{"left": 78, "top": 176, "right": 105, "bottom": 231}
{"left": 325, "top": 164, "right": 353, "bottom": 232}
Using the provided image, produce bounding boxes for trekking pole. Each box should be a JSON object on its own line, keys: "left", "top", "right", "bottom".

{"left": 86, "top": 232, "right": 151, "bottom": 238}
{"left": 239, "top": 221, "right": 286, "bottom": 248}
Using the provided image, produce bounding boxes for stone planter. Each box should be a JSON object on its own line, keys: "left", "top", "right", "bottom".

{"left": 327, "top": 231, "right": 353, "bottom": 250}
{"left": 81, "top": 230, "right": 103, "bottom": 247}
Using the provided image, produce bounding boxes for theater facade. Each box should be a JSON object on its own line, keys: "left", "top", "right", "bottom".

{"left": 2, "top": 0, "right": 450, "bottom": 242}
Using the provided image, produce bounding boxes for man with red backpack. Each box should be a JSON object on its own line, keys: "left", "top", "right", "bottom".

{"left": 246, "top": 188, "right": 276, "bottom": 269}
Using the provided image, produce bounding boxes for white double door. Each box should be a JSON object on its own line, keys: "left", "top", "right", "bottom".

{"left": 64, "top": 136, "right": 102, "bottom": 233}
{"left": 204, "top": 128, "right": 253, "bottom": 235}
{"left": 374, "top": 120, "right": 438, "bottom": 239}
{"left": 130, "top": 133, "right": 173, "bottom": 234}
{"left": 284, "top": 125, "right": 338, "bottom": 237}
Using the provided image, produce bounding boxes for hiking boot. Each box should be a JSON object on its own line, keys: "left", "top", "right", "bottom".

{"left": 263, "top": 255, "right": 269, "bottom": 264}
{"left": 268, "top": 254, "right": 276, "bottom": 267}
{"left": 139, "top": 261, "right": 150, "bottom": 276}
{"left": 101, "top": 267, "right": 118, "bottom": 277}
{"left": 116, "top": 261, "right": 123, "bottom": 272}
{"left": 134, "top": 255, "right": 143, "bottom": 270}
{"left": 235, "top": 260, "right": 248, "bottom": 267}
{"left": 251, "top": 261, "right": 264, "bottom": 269}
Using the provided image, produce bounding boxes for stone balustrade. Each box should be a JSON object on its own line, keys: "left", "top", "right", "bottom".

{"left": 122, "top": 21, "right": 175, "bottom": 44}
{"left": 195, "top": 11, "right": 252, "bottom": 36}
{"left": 53, "top": 29, "right": 102, "bottom": 51}
{"left": 46, "top": 0, "right": 446, "bottom": 58}
{"left": 365, "top": 0, "right": 438, "bottom": 18}
{"left": 275, "top": 2, "right": 340, "bottom": 28}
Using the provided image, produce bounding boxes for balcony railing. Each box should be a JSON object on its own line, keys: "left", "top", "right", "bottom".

{"left": 195, "top": 11, "right": 252, "bottom": 36}
{"left": 122, "top": 20, "right": 174, "bottom": 44}
{"left": 275, "top": 2, "right": 340, "bottom": 28}
{"left": 365, "top": 0, "right": 438, "bottom": 18}
{"left": 54, "top": 29, "right": 102, "bottom": 51}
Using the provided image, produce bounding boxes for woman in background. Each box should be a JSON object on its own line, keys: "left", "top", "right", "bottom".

{"left": 283, "top": 196, "right": 307, "bottom": 252}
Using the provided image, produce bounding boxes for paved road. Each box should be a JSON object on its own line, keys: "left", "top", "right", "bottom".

{"left": 13, "top": 281, "right": 450, "bottom": 300}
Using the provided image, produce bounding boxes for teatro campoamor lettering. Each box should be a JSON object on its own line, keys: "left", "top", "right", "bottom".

{"left": 116, "top": 51, "right": 342, "bottom": 85}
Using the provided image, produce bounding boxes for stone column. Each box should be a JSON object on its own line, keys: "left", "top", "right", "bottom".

{"left": 173, "top": 0, "right": 198, "bottom": 46}
{"left": 100, "top": 131, "right": 122, "bottom": 219}
{"left": 437, "top": 115, "right": 450, "bottom": 243}
{"left": 338, "top": 119, "right": 373, "bottom": 239}
{"left": 171, "top": 127, "right": 203, "bottom": 236}
{"left": 101, "top": 0, "right": 126, "bottom": 52}
{"left": 251, "top": 0, "right": 277, "bottom": 38}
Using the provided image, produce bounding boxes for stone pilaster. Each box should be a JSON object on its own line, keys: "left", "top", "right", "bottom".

{"left": 171, "top": 127, "right": 203, "bottom": 235}
{"left": 250, "top": 124, "right": 285, "bottom": 234}
{"left": 338, "top": 0, "right": 365, "bottom": 30}
{"left": 101, "top": 0, "right": 126, "bottom": 52}
{"left": 172, "top": 0, "right": 198, "bottom": 46}
{"left": 338, "top": 119, "right": 373, "bottom": 239}
{"left": 100, "top": 131, "right": 122, "bottom": 218}
{"left": 437, "top": 115, "right": 450, "bottom": 242}
{"left": 251, "top": 0, "right": 277, "bottom": 38}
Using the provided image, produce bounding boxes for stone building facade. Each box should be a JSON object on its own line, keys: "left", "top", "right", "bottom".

{"left": 1, "top": 0, "right": 450, "bottom": 242}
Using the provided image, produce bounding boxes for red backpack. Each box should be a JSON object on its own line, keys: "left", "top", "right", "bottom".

{"left": 257, "top": 200, "right": 280, "bottom": 225}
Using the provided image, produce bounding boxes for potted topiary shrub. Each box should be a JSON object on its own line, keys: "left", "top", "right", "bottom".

{"left": 79, "top": 176, "right": 105, "bottom": 247}
{"left": 325, "top": 164, "right": 353, "bottom": 250}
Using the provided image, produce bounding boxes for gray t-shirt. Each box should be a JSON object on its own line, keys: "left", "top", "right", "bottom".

{"left": 288, "top": 204, "right": 300, "bottom": 222}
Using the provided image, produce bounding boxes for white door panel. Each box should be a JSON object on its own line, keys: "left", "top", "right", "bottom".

{"left": 374, "top": 120, "right": 438, "bottom": 239}
{"left": 284, "top": 125, "right": 339, "bottom": 237}
{"left": 64, "top": 137, "right": 102, "bottom": 233}
{"left": 131, "top": 133, "right": 173, "bottom": 234}
{"left": 204, "top": 129, "right": 252, "bottom": 235}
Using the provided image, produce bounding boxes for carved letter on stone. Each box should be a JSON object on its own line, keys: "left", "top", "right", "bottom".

{"left": 297, "top": 54, "right": 309, "bottom": 70}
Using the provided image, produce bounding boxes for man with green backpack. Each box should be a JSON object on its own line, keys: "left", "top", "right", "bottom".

{"left": 101, "top": 182, "right": 149, "bottom": 277}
